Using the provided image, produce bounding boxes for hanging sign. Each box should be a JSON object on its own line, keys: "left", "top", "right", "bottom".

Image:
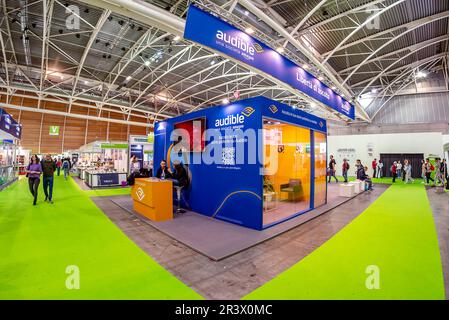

{"left": 184, "top": 5, "right": 355, "bottom": 120}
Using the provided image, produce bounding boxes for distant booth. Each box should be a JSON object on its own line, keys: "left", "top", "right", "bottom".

{"left": 0, "top": 108, "right": 22, "bottom": 191}
{"left": 152, "top": 96, "right": 327, "bottom": 230}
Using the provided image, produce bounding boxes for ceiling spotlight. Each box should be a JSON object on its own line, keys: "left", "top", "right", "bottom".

{"left": 144, "top": 60, "right": 150, "bottom": 67}
{"left": 416, "top": 71, "right": 427, "bottom": 78}
{"left": 371, "top": 88, "right": 378, "bottom": 94}
{"left": 31, "top": 22, "right": 37, "bottom": 28}
{"left": 245, "top": 27, "right": 254, "bottom": 34}
{"left": 137, "top": 26, "right": 143, "bottom": 31}
{"left": 310, "top": 103, "right": 317, "bottom": 109}
{"left": 341, "top": 94, "right": 345, "bottom": 98}
{"left": 126, "top": 76, "right": 132, "bottom": 81}
{"left": 244, "top": 10, "right": 249, "bottom": 16}
{"left": 222, "top": 98, "right": 230, "bottom": 104}
{"left": 302, "top": 64, "right": 309, "bottom": 69}
{"left": 105, "top": 42, "right": 110, "bottom": 47}
{"left": 118, "top": 20, "right": 124, "bottom": 26}
{"left": 276, "top": 47, "right": 285, "bottom": 54}
{"left": 58, "top": 29, "right": 63, "bottom": 34}
{"left": 318, "top": 76, "right": 324, "bottom": 81}
{"left": 173, "top": 35, "right": 181, "bottom": 42}
{"left": 331, "top": 86, "right": 336, "bottom": 90}
{"left": 84, "top": 80, "right": 89, "bottom": 85}
{"left": 95, "top": 39, "right": 101, "bottom": 44}
{"left": 210, "top": 60, "right": 216, "bottom": 66}
{"left": 108, "top": 16, "right": 113, "bottom": 21}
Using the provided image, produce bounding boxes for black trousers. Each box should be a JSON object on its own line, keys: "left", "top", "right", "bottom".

{"left": 28, "top": 177, "right": 40, "bottom": 203}
{"left": 426, "top": 173, "right": 434, "bottom": 184}
{"left": 373, "top": 168, "right": 376, "bottom": 178}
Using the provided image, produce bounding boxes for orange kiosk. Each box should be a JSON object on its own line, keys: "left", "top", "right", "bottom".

{"left": 131, "top": 178, "right": 173, "bottom": 221}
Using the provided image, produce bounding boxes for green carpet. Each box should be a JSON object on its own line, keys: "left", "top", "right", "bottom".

{"left": 0, "top": 175, "right": 201, "bottom": 300}
{"left": 335, "top": 176, "right": 425, "bottom": 185}
{"left": 245, "top": 184, "right": 445, "bottom": 299}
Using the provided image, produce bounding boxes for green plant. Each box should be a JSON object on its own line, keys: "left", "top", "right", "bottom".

{"left": 263, "top": 177, "right": 275, "bottom": 193}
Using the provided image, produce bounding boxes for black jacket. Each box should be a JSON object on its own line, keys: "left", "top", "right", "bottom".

{"left": 172, "top": 165, "right": 189, "bottom": 188}
{"left": 156, "top": 167, "right": 171, "bottom": 179}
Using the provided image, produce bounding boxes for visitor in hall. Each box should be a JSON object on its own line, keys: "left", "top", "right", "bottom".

{"left": 396, "top": 160, "right": 402, "bottom": 179}
{"left": 371, "top": 158, "right": 377, "bottom": 178}
{"left": 391, "top": 161, "right": 397, "bottom": 183}
{"left": 25, "top": 155, "right": 43, "bottom": 206}
{"left": 129, "top": 155, "right": 140, "bottom": 174}
{"left": 404, "top": 159, "right": 413, "bottom": 184}
{"left": 434, "top": 158, "right": 444, "bottom": 186}
{"left": 41, "top": 154, "right": 56, "bottom": 204}
{"left": 355, "top": 159, "right": 365, "bottom": 180}
{"left": 376, "top": 159, "right": 384, "bottom": 178}
{"left": 440, "top": 159, "right": 447, "bottom": 181}
{"left": 56, "top": 158, "right": 62, "bottom": 176}
{"left": 327, "top": 155, "right": 338, "bottom": 183}
{"left": 424, "top": 158, "right": 434, "bottom": 185}
{"left": 421, "top": 159, "right": 426, "bottom": 184}
{"left": 342, "top": 158, "right": 350, "bottom": 183}
{"left": 156, "top": 160, "right": 172, "bottom": 179}
{"left": 168, "top": 160, "right": 189, "bottom": 188}
{"left": 361, "top": 166, "right": 373, "bottom": 191}
{"left": 62, "top": 158, "right": 71, "bottom": 180}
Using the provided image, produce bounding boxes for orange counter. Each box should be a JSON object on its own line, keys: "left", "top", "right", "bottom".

{"left": 131, "top": 178, "right": 173, "bottom": 221}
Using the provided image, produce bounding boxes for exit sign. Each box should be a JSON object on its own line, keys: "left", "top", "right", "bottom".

{"left": 49, "top": 126, "right": 60, "bottom": 136}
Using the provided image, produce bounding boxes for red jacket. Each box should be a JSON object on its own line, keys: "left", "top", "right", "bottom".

{"left": 391, "top": 165, "right": 397, "bottom": 174}
{"left": 372, "top": 160, "right": 377, "bottom": 169}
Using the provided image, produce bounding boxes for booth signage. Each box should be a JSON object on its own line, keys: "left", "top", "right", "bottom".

{"left": 49, "top": 126, "right": 60, "bottom": 136}
{"left": 184, "top": 5, "right": 355, "bottom": 120}
{"left": 100, "top": 143, "right": 128, "bottom": 149}
{"left": 0, "top": 108, "right": 22, "bottom": 139}
{"left": 98, "top": 173, "right": 119, "bottom": 186}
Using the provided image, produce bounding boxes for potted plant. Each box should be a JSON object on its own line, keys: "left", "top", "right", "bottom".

{"left": 263, "top": 177, "right": 275, "bottom": 202}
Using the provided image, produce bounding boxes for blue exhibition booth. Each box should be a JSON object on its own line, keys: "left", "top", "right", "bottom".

{"left": 153, "top": 96, "right": 328, "bottom": 230}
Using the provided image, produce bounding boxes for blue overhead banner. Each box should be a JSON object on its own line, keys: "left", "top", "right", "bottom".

{"left": 0, "top": 108, "right": 22, "bottom": 139}
{"left": 184, "top": 5, "right": 355, "bottom": 120}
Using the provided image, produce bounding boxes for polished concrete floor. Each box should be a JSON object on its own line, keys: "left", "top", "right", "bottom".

{"left": 426, "top": 187, "right": 449, "bottom": 300}
{"left": 93, "top": 185, "right": 388, "bottom": 299}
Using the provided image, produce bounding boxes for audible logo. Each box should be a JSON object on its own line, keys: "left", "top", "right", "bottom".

{"left": 215, "top": 114, "right": 245, "bottom": 127}
{"left": 216, "top": 30, "right": 259, "bottom": 56}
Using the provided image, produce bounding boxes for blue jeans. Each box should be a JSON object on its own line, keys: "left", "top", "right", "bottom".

{"left": 43, "top": 176, "right": 54, "bottom": 200}
{"left": 342, "top": 170, "right": 348, "bottom": 182}
{"left": 64, "top": 169, "right": 69, "bottom": 180}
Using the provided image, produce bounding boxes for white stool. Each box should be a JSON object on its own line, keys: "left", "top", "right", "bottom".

{"left": 348, "top": 181, "right": 360, "bottom": 194}
{"left": 339, "top": 183, "right": 355, "bottom": 197}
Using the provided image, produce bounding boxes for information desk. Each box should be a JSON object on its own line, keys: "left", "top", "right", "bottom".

{"left": 84, "top": 170, "right": 127, "bottom": 188}
{"left": 131, "top": 178, "right": 173, "bottom": 222}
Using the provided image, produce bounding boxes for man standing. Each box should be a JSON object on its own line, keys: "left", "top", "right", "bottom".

{"left": 56, "top": 158, "right": 62, "bottom": 176}
{"left": 328, "top": 155, "right": 338, "bottom": 183}
{"left": 372, "top": 158, "right": 377, "bottom": 178}
{"left": 342, "top": 158, "right": 350, "bottom": 183}
{"left": 41, "top": 154, "right": 56, "bottom": 203}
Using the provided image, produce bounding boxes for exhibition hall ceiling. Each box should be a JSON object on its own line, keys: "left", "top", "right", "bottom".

{"left": 0, "top": 0, "right": 448, "bottom": 125}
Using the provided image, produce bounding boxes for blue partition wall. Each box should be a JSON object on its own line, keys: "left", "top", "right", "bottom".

{"left": 153, "top": 96, "right": 327, "bottom": 230}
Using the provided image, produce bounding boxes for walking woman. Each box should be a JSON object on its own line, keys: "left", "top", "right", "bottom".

{"left": 404, "top": 159, "right": 413, "bottom": 184}
{"left": 26, "top": 155, "right": 42, "bottom": 206}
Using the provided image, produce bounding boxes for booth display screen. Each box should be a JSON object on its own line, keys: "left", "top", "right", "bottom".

{"left": 263, "top": 119, "right": 312, "bottom": 226}
{"left": 173, "top": 117, "right": 206, "bottom": 152}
